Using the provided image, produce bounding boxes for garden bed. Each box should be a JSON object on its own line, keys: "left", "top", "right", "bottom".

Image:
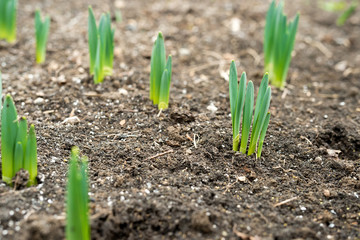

{"left": 0, "top": 0, "right": 359, "bottom": 239}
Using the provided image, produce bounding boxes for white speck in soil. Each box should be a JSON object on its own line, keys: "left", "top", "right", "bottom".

{"left": 329, "top": 223, "right": 335, "bottom": 228}
{"left": 300, "top": 206, "right": 306, "bottom": 211}
{"left": 339, "top": 102, "right": 345, "bottom": 106}
{"left": 9, "top": 221, "right": 13, "bottom": 227}
{"left": 15, "top": 226, "right": 20, "bottom": 232}
{"left": 354, "top": 192, "right": 359, "bottom": 198}
{"left": 9, "top": 210, "right": 14, "bottom": 216}
{"left": 48, "top": 199, "right": 53, "bottom": 204}
{"left": 324, "top": 115, "right": 328, "bottom": 119}
{"left": 39, "top": 196, "right": 44, "bottom": 202}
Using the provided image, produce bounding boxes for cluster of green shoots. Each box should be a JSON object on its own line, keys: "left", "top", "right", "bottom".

{"left": 66, "top": 146, "right": 90, "bottom": 240}
{"left": 1, "top": 88, "right": 38, "bottom": 186}
{"left": 229, "top": 61, "right": 271, "bottom": 158}
{"left": 264, "top": 0, "right": 299, "bottom": 89}
{"left": 35, "top": 10, "right": 50, "bottom": 64}
{"left": 150, "top": 32, "right": 172, "bottom": 110}
{"left": 0, "top": 0, "right": 17, "bottom": 43}
{"left": 88, "top": 7, "right": 115, "bottom": 84}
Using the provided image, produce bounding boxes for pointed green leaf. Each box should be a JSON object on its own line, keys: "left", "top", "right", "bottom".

{"left": 150, "top": 32, "right": 166, "bottom": 104}
{"left": 14, "top": 141, "right": 23, "bottom": 174}
{"left": 1, "top": 94, "right": 18, "bottom": 184}
{"left": 88, "top": 6, "right": 98, "bottom": 75}
{"left": 24, "top": 124, "right": 37, "bottom": 186}
{"left": 248, "top": 86, "right": 271, "bottom": 155}
{"left": 240, "top": 81, "right": 254, "bottom": 154}
{"left": 66, "top": 146, "right": 90, "bottom": 240}
{"left": 257, "top": 112, "right": 271, "bottom": 159}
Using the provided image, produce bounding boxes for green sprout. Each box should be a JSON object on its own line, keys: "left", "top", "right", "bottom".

{"left": 66, "top": 146, "right": 90, "bottom": 240}
{"left": 229, "top": 61, "right": 271, "bottom": 158}
{"left": 264, "top": 0, "right": 299, "bottom": 89}
{"left": 35, "top": 10, "right": 50, "bottom": 64}
{"left": 150, "top": 32, "right": 172, "bottom": 110}
{"left": 88, "top": 6, "right": 115, "bottom": 84}
{"left": 1, "top": 94, "right": 38, "bottom": 186}
{"left": 0, "top": 0, "right": 17, "bottom": 43}
{"left": 320, "top": 0, "right": 358, "bottom": 26}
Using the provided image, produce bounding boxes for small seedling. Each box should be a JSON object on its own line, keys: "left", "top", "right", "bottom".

{"left": 66, "top": 146, "right": 90, "bottom": 240}
{"left": 229, "top": 61, "right": 271, "bottom": 158}
{"left": 0, "top": 0, "right": 17, "bottom": 43}
{"left": 1, "top": 94, "right": 38, "bottom": 185}
{"left": 320, "top": 0, "right": 358, "bottom": 26}
{"left": 88, "top": 6, "right": 114, "bottom": 84}
{"left": 150, "top": 32, "right": 172, "bottom": 110}
{"left": 35, "top": 10, "right": 50, "bottom": 64}
{"left": 264, "top": 0, "right": 299, "bottom": 89}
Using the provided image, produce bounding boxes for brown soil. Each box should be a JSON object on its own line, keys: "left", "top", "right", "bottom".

{"left": 0, "top": 0, "right": 359, "bottom": 239}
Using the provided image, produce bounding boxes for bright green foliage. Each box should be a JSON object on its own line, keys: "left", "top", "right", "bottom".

{"left": 1, "top": 95, "right": 38, "bottom": 185}
{"left": 150, "top": 32, "right": 172, "bottom": 110}
{"left": 88, "top": 6, "right": 114, "bottom": 84}
{"left": 264, "top": 0, "right": 299, "bottom": 89}
{"left": 229, "top": 61, "right": 272, "bottom": 158}
{"left": 0, "top": 0, "right": 17, "bottom": 43}
{"left": 66, "top": 146, "right": 90, "bottom": 240}
{"left": 35, "top": 10, "right": 50, "bottom": 64}
{"left": 336, "top": 2, "right": 357, "bottom": 26}
{"left": 320, "top": 0, "right": 358, "bottom": 26}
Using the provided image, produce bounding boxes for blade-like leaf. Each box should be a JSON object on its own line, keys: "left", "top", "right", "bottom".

{"left": 248, "top": 86, "right": 271, "bottom": 155}
{"left": 66, "top": 146, "right": 90, "bottom": 240}
{"left": 24, "top": 124, "right": 37, "bottom": 186}
{"left": 158, "top": 55, "right": 172, "bottom": 110}
{"left": 16, "top": 117, "right": 27, "bottom": 156}
{"left": 240, "top": 81, "right": 254, "bottom": 154}
{"left": 1, "top": 94, "right": 18, "bottom": 184}
{"left": 88, "top": 6, "right": 98, "bottom": 75}
{"left": 257, "top": 112, "right": 271, "bottom": 159}
{"left": 14, "top": 142, "right": 23, "bottom": 174}
{"left": 150, "top": 32, "right": 166, "bottom": 104}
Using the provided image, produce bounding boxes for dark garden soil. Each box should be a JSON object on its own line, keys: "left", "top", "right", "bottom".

{"left": 0, "top": 0, "right": 359, "bottom": 239}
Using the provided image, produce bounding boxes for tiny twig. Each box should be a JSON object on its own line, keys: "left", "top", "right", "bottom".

{"left": 157, "top": 109, "right": 162, "bottom": 117}
{"left": 145, "top": 149, "right": 174, "bottom": 161}
{"left": 273, "top": 196, "right": 298, "bottom": 207}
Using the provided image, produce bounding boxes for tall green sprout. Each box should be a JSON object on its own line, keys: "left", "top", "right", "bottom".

{"left": 35, "top": 10, "right": 50, "bottom": 64}
{"left": 88, "top": 6, "right": 114, "bottom": 84}
{"left": 229, "top": 61, "right": 271, "bottom": 158}
{"left": 0, "top": 0, "right": 17, "bottom": 43}
{"left": 66, "top": 146, "right": 90, "bottom": 240}
{"left": 264, "top": 0, "right": 299, "bottom": 89}
{"left": 150, "top": 32, "right": 172, "bottom": 110}
{"left": 1, "top": 94, "right": 37, "bottom": 185}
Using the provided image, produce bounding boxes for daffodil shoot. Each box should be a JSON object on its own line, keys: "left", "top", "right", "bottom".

{"left": 229, "top": 61, "right": 271, "bottom": 158}
{"left": 88, "top": 6, "right": 115, "bottom": 84}
{"left": 0, "top": 0, "right": 17, "bottom": 43}
{"left": 150, "top": 32, "right": 172, "bottom": 110}
{"left": 66, "top": 146, "right": 90, "bottom": 240}
{"left": 264, "top": 0, "right": 299, "bottom": 89}
{"left": 35, "top": 10, "right": 50, "bottom": 64}
{"left": 1, "top": 95, "right": 38, "bottom": 186}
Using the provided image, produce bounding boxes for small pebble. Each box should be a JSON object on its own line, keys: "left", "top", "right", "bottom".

{"left": 34, "top": 97, "right": 44, "bottom": 104}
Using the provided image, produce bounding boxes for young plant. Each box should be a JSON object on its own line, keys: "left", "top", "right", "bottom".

{"left": 229, "top": 61, "right": 271, "bottom": 158}
{"left": 0, "top": 0, "right": 17, "bottom": 43}
{"left": 1, "top": 95, "right": 38, "bottom": 185}
{"left": 88, "top": 6, "right": 115, "bottom": 84}
{"left": 264, "top": 0, "right": 299, "bottom": 89}
{"left": 150, "top": 32, "right": 172, "bottom": 110}
{"left": 66, "top": 146, "right": 90, "bottom": 240}
{"left": 35, "top": 10, "right": 50, "bottom": 64}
